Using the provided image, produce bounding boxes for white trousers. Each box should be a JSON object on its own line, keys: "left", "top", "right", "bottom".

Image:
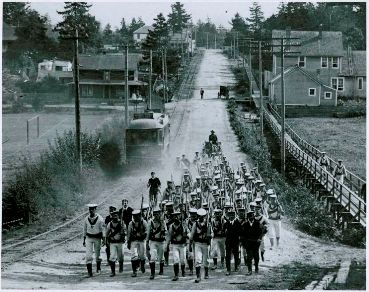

{"left": 109, "top": 242, "right": 124, "bottom": 262}
{"left": 268, "top": 220, "right": 281, "bottom": 238}
{"left": 85, "top": 237, "right": 102, "bottom": 264}
{"left": 171, "top": 243, "right": 186, "bottom": 265}
{"left": 210, "top": 237, "right": 226, "bottom": 258}
{"left": 149, "top": 241, "right": 165, "bottom": 263}
{"left": 194, "top": 242, "right": 210, "bottom": 267}
{"left": 129, "top": 240, "right": 146, "bottom": 260}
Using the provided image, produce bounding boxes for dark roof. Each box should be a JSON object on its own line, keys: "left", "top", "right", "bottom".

{"left": 341, "top": 50, "right": 366, "bottom": 77}
{"left": 133, "top": 25, "right": 153, "bottom": 34}
{"left": 3, "top": 22, "right": 17, "bottom": 41}
{"left": 272, "top": 30, "right": 344, "bottom": 57}
{"left": 79, "top": 53, "right": 142, "bottom": 71}
{"left": 270, "top": 65, "right": 335, "bottom": 90}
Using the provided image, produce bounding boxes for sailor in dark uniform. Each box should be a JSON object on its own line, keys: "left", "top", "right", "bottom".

{"left": 224, "top": 210, "right": 241, "bottom": 275}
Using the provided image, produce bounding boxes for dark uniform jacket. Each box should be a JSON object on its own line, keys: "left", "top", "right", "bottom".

{"left": 106, "top": 221, "right": 126, "bottom": 243}
{"left": 224, "top": 219, "right": 241, "bottom": 246}
{"left": 242, "top": 220, "right": 263, "bottom": 243}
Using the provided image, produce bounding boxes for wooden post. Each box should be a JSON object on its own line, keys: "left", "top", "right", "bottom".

{"left": 149, "top": 49, "right": 152, "bottom": 110}
{"left": 259, "top": 41, "right": 263, "bottom": 138}
{"left": 27, "top": 120, "right": 29, "bottom": 144}
{"left": 37, "top": 116, "right": 40, "bottom": 138}
{"left": 73, "top": 29, "right": 82, "bottom": 172}
{"left": 125, "top": 45, "right": 129, "bottom": 127}
{"left": 249, "top": 41, "right": 252, "bottom": 97}
{"left": 281, "top": 38, "right": 285, "bottom": 177}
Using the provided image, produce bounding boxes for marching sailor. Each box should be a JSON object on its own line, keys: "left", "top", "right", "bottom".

{"left": 166, "top": 210, "right": 188, "bottom": 281}
{"left": 83, "top": 203, "right": 105, "bottom": 277}
{"left": 127, "top": 210, "right": 148, "bottom": 277}
{"left": 106, "top": 210, "right": 126, "bottom": 276}
{"left": 147, "top": 207, "right": 167, "bottom": 279}
{"left": 190, "top": 208, "right": 212, "bottom": 283}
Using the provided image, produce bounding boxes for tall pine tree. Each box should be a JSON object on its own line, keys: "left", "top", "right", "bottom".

{"left": 167, "top": 2, "right": 191, "bottom": 33}
{"left": 246, "top": 2, "right": 265, "bottom": 38}
{"left": 55, "top": 2, "right": 101, "bottom": 54}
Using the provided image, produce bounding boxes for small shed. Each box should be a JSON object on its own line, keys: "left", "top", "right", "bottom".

{"left": 269, "top": 65, "right": 337, "bottom": 106}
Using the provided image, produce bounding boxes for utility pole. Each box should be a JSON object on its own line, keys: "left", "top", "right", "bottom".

{"left": 164, "top": 47, "right": 168, "bottom": 104}
{"left": 72, "top": 29, "right": 82, "bottom": 172}
{"left": 161, "top": 48, "right": 166, "bottom": 110}
{"left": 206, "top": 32, "right": 209, "bottom": 49}
{"left": 268, "top": 36, "right": 300, "bottom": 177}
{"left": 280, "top": 38, "right": 285, "bottom": 177}
{"left": 249, "top": 40, "right": 252, "bottom": 97}
{"left": 233, "top": 33, "right": 236, "bottom": 59}
{"left": 125, "top": 44, "right": 129, "bottom": 127}
{"left": 149, "top": 49, "right": 152, "bottom": 110}
{"left": 215, "top": 34, "right": 217, "bottom": 49}
{"left": 259, "top": 41, "right": 263, "bottom": 137}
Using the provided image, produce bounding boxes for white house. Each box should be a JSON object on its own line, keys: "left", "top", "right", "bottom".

{"left": 37, "top": 59, "right": 73, "bottom": 83}
{"left": 133, "top": 25, "right": 153, "bottom": 44}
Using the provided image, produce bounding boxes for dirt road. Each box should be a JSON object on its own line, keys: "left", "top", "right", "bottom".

{"left": 1, "top": 50, "right": 365, "bottom": 289}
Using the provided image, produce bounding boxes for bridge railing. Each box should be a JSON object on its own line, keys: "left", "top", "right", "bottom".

{"left": 269, "top": 106, "right": 366, "bottom": 198}
{"left": 264, "top": 110, "right": 366, "bottom": 227}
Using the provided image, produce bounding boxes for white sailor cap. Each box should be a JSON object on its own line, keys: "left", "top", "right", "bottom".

{"left": 189, "top": 208, "right": 198, "bottom": 214}
{"left": 142, "top": 203, "right": 150, "bottom": 209}
{"left": 266, "top": 189, "right": 274, "bottom": 195}
{"left": 87, "top": 203, "right": 98, "bottom": 209}
{"left": 235, "top": 189, "right": 242, "bottom": 194}
{"left": 196, "top": 176, "right": 201, "bottom": 179}
{"left": 211, "top": 185, "right": 219, "bottom": 191}
{"left": 270, "top": 194, "right": 277, "bottom": 198}
{"left": 197, "top": 208, "right": 207, "bottom": 216}
{"left": 255, "top": 198, "right": 263, "bottom": 203}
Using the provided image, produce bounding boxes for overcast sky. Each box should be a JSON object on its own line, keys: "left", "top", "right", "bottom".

{"left": 30, "top": 1, "right": 281, "bottom": 30}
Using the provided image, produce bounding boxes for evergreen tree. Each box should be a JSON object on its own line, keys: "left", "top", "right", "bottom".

{"left": 3, "top": 2, "right": 30, "bottom": 26}
{"left": 246, "top": 2, "right": 265, "bottom": 38}
{"left": 55, "top": 2, "right": 101, "bottom": 53}
{"left": 102, "top": 23, "right": 113, "bottom": 44}
{"left": 167, "top": 2, "right": 191, "bottom": 33}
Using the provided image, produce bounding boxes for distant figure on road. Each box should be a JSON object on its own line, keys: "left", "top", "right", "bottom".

{"left": 217, "top": 91, "right": 221, "bottom": 99}
{"left": 200, "top": 88, "right": 204, "bottom": 99}
{"left": 333, "top": 159, "right": 346, "bottom": 184}
{"left": 209, "top": 130, "right": 218, "bottom": 144}
{"left": 147, "top": 172, "right": 161, "bottom": 208}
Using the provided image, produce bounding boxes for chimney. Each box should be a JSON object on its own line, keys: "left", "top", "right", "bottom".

{"left": 318, "top": 24, "right": 323, "bottom": 39}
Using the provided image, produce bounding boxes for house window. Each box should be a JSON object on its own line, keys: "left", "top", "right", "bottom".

{"left": 309, "top": 88, "right": 316, "bottom": 96}
{"left": 137, "top": 33, "right": 140, "bottom": 39}
{"left": 104, "top": 71, "right": 110, "bottom": 81}
{"left": 331, "top": 57, "right": 339, "bottom": 69}
{"left": 40, "top": 65, "right": 46, "bottom": 70}
{"left": 358, "top": 77, "right": 363, "bottom": 90}
{"left": 331, "top": 77, "right": 344, "bottom": 91}
{"left": 324, "top": 92, "right": 332, "bottom": 99}
{"left": 55, "top": 66, "right": 63, "bottom": 71}
{"left": 298, "top": 56, "right": 306, "bottom": 67}
{"left": 81, "top": 85, "right": 93, "bottom": 96}
{"left": 321, "top": 57, "right": 328, "bottom": 68}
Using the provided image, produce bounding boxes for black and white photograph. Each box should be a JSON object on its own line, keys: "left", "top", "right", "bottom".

{"left": 1, "top": 1, "right": 366, "bottom": 290}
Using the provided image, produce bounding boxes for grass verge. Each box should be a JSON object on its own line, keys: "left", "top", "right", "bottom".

{"left": 2, "top": 115, "right": 126, "bottom": 230}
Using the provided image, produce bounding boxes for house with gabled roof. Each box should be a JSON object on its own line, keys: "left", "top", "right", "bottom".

{"left": 269, "top": 29, "right": 349, "bottom": 105}
{"left": 78, "top": 53, "right": 147, "bottom": 99}
{"left": 133, "top": 25, "right": 153, "bottom": 45}
{"left": 269, "top": 65, "right": 337, "bottom": 106}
